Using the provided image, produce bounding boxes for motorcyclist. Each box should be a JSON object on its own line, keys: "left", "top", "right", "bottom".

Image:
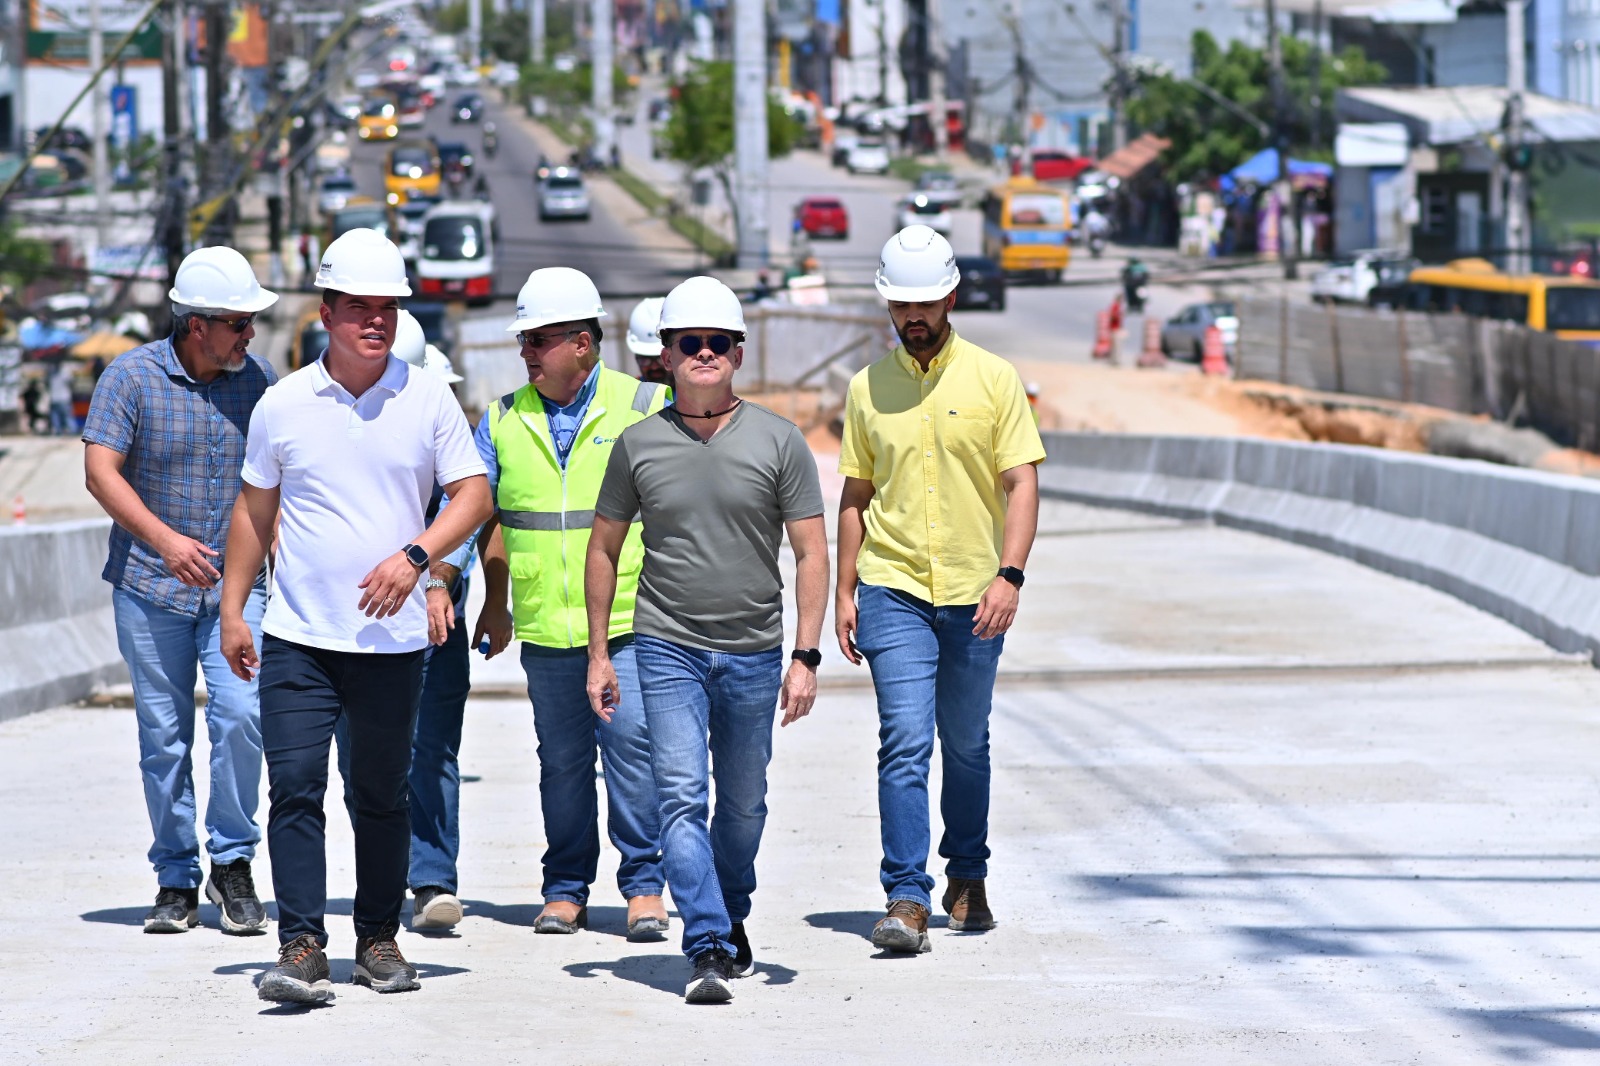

{"left": 482, "top": 120, "right": 498, "bottom": 159}
{"left": 1121, "top": 257, "right": 1150, "bottom": 312}
{"left": 1083, "top": 206, "right": 1110, "bottom": 256}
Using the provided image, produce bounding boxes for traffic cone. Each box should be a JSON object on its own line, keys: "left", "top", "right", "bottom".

{"left": 1200, "top": 324, "right": 1230, "bottom": 376}
{"left": 11, "top": 494, "right": 25, "bottom": 526}
{"left": 1092, "top": 309, "right": 1112, "bottom": 361}
{"left": 1137, "top": 316, "right": 1166, "bottom": 369}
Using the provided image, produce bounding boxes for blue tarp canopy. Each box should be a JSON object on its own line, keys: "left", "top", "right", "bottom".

{"left": 1219, "top": 148, "right": 1333, "bottom": 190}
{"left": 19, "top": 321, "right": 85, "bottom": 351}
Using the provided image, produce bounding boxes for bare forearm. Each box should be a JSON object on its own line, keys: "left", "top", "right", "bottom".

{"left": 1000, "top": 469, "right": 1040, "bottom": 570}
{"left": 478, "top": 515, "right": 509, "bottom": 603}
{"left": 221, "top": 494, "right": 270, "bottom": 617}
{"left": 794, "top": 550, "right": 829, "bottom": 649}
{"left": 584, "top": 541, "right": 619, "bottom": 657}
{"left": 834, "top": 484, "right": 873, "bottom": 599}
{"left": 86, "top": 463, "right": 180, "bottom": 552}
{"left": 429, "top": 561, "right": 461, "bottom": 584}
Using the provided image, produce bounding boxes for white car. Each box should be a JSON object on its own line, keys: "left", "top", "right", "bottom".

{"left": 316, "top": 174, "right": 358, "bottom": 215}
{"left": 416, "top": 201, "right": 497, "bottom": 305}
{"left": 896, "top": 194, "right": 952, "bottom": 235}
{"left": 846, "top": 139, "right": 891, "bottom": 175}
{"left": 1310, "top": 250, "right": 1417, "bottom": 308}
{"left": 538, "top": 168, "right": 591, "bottom": 221}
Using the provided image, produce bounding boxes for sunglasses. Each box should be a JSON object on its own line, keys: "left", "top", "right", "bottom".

{"left": 204, "top": 314, "right": 255, "bottom": 333}
{"left": 674, "top": 334, "right": 735, "bottom": 357}
{"left": 517, "top": 328, "right": 583, "bottom": 349}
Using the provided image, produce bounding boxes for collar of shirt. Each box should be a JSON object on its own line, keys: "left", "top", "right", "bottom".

{"left": 893, "top": 329, "right": 964, "bottom": 380}
{"left": 311, "top": 351, "right": 408, "bottom": 399}
{"left": 539, "top": 362, "right": 601, "bottom": 422}
{"left": 156, "top": 334, "right": 195, "bottom": 384}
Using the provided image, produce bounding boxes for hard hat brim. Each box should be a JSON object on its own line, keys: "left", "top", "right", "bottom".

{"left": 626, "top": 337, "right": 664, "bottom": 356}
{"left": 166, "top": 286, "right": 280, "bottom": 313}
{"left": 321, "top": 279, "right": 413, "bottom": 298}
{"left": 875, "top": 276, "right": 960, "bottom": 302}
{"left": 505, "top": 308, "right": 611, "bottom": 334}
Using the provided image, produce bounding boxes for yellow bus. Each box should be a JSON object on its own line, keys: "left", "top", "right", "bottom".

{"left": 384, "top": 140, "right": 440, "bottom": 205}
{"left": 980, "top": 178, "right": 1071, "bottom": 283}
{"left": 1407, "top": 259, "right": 1600, "bottom": 342}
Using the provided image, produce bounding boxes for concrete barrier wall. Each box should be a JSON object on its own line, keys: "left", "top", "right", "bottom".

{"left": 1039, "top": 432, "right": 1600, "bottom": 662}
{"left": 0, "top": 518, "right": 125, "bottom": 721}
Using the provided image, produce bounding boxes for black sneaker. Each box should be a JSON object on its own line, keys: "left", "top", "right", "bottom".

{"left": 143, "top": 886, "right": 198, "bottom": 933}
{"left": 206, "top": 860, "right": 269, "bottom": 936}
{"left": 685, "top": 948, "right": 735, "bottom": 1004}
{"left": 353, "top": 924, "right": 420, "bottom": 993}
{"left": 728, "top": 922, "right": 754, "bottom": 978}
{"left": 257, "top": 934, "right": 335, "bottom": 1005}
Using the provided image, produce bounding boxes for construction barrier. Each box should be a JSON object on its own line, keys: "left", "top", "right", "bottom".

{"left": 1137, "top": 317, "right": 1166, "bottom": 369}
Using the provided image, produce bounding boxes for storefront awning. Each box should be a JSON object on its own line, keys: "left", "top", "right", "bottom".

{"left": 1096, "top": 133, "right": 1171, "bottom": 180}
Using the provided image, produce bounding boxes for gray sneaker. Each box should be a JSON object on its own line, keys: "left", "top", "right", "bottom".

{"left": 206, "top": 860, "right": 269, "bottom": 936}
{"left": 353, "top": 925, "right": 420, "bottom": 993}
{"left": 143, "top": 887, "right": 198, "bottom": 934}
{"left": 257, "top": 934, "right": 335, "bottom": 1005}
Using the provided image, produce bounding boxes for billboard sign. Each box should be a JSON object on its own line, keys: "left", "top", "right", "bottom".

{"left": 110, "top": 84, "right": 135, "bottom": 184}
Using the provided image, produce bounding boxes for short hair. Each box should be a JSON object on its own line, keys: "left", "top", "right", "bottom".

{"left": 321, "top": 289, "right": 343, "bottom": 310}
{"left": 172, "top": 312, "right": 198, "bottom": 340}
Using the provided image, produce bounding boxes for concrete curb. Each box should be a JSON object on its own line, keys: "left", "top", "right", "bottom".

{"left": 0, "top": 517, "right": 125, "bottom": 721}
{"left": 1039, "top": 432, "right": 1600, "bottom": 664}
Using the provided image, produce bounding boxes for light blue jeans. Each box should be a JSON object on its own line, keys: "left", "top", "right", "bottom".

{"left": 112, "top": 584, "right": 268, "bottom": 889}
{"left": 635, "top": 634, "right": 782, "bottom": 960}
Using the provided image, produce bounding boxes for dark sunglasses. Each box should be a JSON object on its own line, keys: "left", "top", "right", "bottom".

{"left": 674, "top": 333, "right": 734, "bottom": 357}
{"left": 204, "top": 314, "right": 255, "bottom": 333}
{"left": 517, "top": 328, "right": 582, "bottom": 349}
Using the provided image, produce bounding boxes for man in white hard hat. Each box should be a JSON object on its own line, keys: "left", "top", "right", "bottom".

{"left": 586, "top": 275, "right": 828, "bottom": 1004}
{"left": 836, "top": 224, "right": 1044, "bottom": 954}
{"left": 219, "top": 228, "right": 492, "bottom": 1005}
{"left": 470, "top": 267, "right": 670, "bottom": 939}
{"left": 625, "top": 296, "right": 671, "bottom": 385}
{"left": 82, "top": 246, "right": 279, "bottom": 939}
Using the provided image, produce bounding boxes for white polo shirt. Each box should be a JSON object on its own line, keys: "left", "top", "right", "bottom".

{"left": 241, "top": 354, "right": 486, "bottom": 653}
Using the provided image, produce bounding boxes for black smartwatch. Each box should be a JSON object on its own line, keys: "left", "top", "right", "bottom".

{"left": 791, "top": 647, "right": 822, "bottom": 668}
{"left": 402, "top": 543, "right": 430, "bottom": 570}
{"left": 997, "top": 566, "right": 1026, "bottom": 589}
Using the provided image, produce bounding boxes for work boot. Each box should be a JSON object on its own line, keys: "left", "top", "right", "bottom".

{"left": 870, "top": 900, "right": 932, "bottom": 954}
{"left": 941, "top": 877, "right": 996, "bottom": 932}
{"left": 411, "top": 886, "right": 463, "bottom": 931}
{"left": 257, "top": 934, "right": 335, "bottom": 1005}
{"left": 533, "top": 901, "right": 587, "bottom": 934}
{"left": 353, "top": 924, "right": 420, "bottom": 993}
{"left": 685, "top": 948, "right": 735, "bottom": 1004}
{"left": 728, "top": 922, "right": 754, "bottom": 977}
{"left": 626, "top": 894, "right": 669, "bottom": 941}
{"left": 143, "top": 886, "right": 199, "bottom": 934}
{"left": 206, "top": 860, "right": 269, "bottom": 936}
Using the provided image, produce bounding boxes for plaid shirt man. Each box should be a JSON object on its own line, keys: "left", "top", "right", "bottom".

{"left": 81, "top": 335, "right": 276, "bottom": 614}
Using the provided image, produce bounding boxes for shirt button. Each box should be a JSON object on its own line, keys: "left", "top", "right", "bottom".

{"left": 927, "top": 487, "right": 934, "bottom": 493}
{"left": 925, "top": 451, "right": 932, "bottom": 457}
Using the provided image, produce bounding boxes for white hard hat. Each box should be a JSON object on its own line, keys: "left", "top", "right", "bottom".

{"left": 392, "top": 309, "right": 426, "bottom": 367}
{"left": 169, "top": 246, "right": 279, "bottom": 314}
{"left": 423, "top": 343, "right": 463, "bottom": 383}
{"left": 875, "top": 224, "right": 960, "bottom": 302}
{"left": 506, "top": 266, "right": 608, "bottom": 333}
{"left": 656, "top": 276, "right": 745, "bottom": 339}
{"left": 626, "top": 297, "right": 666, "bottom": 356}
{"left": 314, "top": 228, "right": 412, "bottom": 297}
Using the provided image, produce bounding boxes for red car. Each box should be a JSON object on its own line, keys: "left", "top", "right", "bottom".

{"left": 796, "top": 197, "right": 849, "bottom": 240}
{"left": 1010, "top": 149, "right": 1094, "bottom": 183}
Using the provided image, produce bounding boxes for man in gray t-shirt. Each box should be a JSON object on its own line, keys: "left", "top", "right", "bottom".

{"left": 584, "top": 275, "right": 829, "bottom": 1006}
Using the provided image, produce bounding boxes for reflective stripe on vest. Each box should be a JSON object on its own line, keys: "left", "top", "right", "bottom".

{"left": 499, "top": 508, "right": 596, "bottom": 531}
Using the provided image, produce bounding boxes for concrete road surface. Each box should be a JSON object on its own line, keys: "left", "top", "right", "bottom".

{"left": 7, "top": 500, "right": 1600, "bottom": 1063}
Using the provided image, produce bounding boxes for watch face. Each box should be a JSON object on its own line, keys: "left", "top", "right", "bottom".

{"left": 405, "top": 544, "right": 429, "bottom": 568}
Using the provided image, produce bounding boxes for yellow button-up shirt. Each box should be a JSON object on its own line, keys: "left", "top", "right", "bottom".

{"left": 839, "top": 330, "right": 1046, "bottom": 606}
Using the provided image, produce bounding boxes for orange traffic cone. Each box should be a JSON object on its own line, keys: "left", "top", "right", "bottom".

{"left": 1200, "top": 324, "right": 1230, "bottom": 376}
{"left": 1137, "top": 316, "right": 1166, "bottom": 369}
{"left": 11, "top": 494, "right": 25, "bottom": 526}
{"left": 1092, "top": 309, "right": 1112, "bottom": 361}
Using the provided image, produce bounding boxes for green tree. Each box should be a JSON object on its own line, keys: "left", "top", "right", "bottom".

{"left": 1126, "top": 31, "right": 1387, "bottom": 179}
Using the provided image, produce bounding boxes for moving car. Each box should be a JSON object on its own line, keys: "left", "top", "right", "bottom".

{"left": 436, "top": 141, "right": 475, "bottom": 183}
{"left": 537, "top": 167, "right": 590, "bottom": 221}
{"left": 1013, "top": 149, "right": 1094, "bottom": 183}
{"left": 953, "top": 255, "right": 1006, "bottom": 312}
{"left": 1310, "top": 250, "right": 1417, "bottom": 308}
{"left": 896, "top": 194, "right": 952, "bottom": 236}
{"left": 328, "top": 201, "right": 390, "bottom": 244}
{"left": 830, "top": 129, "right": 859, "bottom": 168}
{"left": 795, "top": 197, "right": 848, "bottom": 240}
{"left": 980, "top": 178, "right": 1072, "bottom": 282}
{"left": 317, "top": 174, "right": 359, "bottom": 215}
{"left": 452, "top": 93, "right": 484, "bottom": 123}
{"left": 1161, "top": 301, "right": 1239, "bottom": 361}
{"left": 384, "top": 141, "right": 440, "bottom": 206}
{"left": 396, "top": 89, "right": 426, "bottom": 129}
{"left": 846, "top": 139, "right": 891, "bottom": 175}
{"left": 357, "top": 96, "right": 399, "bottom": 141}
{"left": 331, "top": 93, "right": 363, "bottom": 124}
{"left": 415, "top": 201, "right": 497, "bottom": 305}
{"left": 914, "top": 169, "right": 961, "bottom": 205}
{"left": 391, "top": 193, "right": 441, "bottom": 261}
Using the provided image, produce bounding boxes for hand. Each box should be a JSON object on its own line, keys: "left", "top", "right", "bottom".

{"left": 426, "top": 586, "right": 455, "bottom": 645}
{"left": 835, "top": 593, "right": 862, "bottom": 665}
{"left": 221, "top": 614, "right": 258, "bottom": 682}
{"left": 357, "top": 551, "right": 423, "bottom": 619}
{"left": 159, "top": 530, "right": 222, "bottom": 589}
{"left": 779, "top": 661, "right": 816, "bottom": 727}
{"left": 472, "top": 600, "right": 513, "bottom": 659}
{"left": 587, "top": 654, "right": 620, "bottom": 723}
{"left": 972, "top": 576, "right": 1020, "bottom": 640}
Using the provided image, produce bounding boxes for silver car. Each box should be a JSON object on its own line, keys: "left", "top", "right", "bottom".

{"left": 316, "top": 174, "right": 358, "bottom": 216}
{"left": 538, "top": 168, "right": 590, "bottom": 222}
{"left": 1160, "top": 301, "right": 1239, "bottom": 361}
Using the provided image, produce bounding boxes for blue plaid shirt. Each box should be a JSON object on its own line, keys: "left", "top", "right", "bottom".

{"left": 81, "top": 336, "right": 276, "bottom": 616}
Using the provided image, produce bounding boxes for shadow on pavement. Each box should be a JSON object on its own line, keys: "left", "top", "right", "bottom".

{"left": 1454, "top": 1007, "right": 1600, "bottom": 1052}
{"left": 564, "top": 954, "right": 685, "bottom": 996}
{"left": 458, "top": 899, "right": 658, "bottom": 938}
{"left": 804, "top": 909, "right": 950, "bottom": 938}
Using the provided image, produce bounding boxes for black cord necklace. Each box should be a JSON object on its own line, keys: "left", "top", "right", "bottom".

{"left": 678, "top": 398, "right": 742, "bottom": 419}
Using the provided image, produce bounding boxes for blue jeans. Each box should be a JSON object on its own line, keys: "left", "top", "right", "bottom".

{"left": 521, "top": 639, "right": 663, "bottom": 905}
{"left": 635, "top": 634, "right": 782, "bottom": 960}
{"left": 112, "top": 584, "right": 267, "bottom": 888}
{"left": 854, "top": 583, "right": 1005, "bottom": 908}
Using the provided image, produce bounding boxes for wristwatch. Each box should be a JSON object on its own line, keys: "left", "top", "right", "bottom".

{"left": 790, "top": 647, "right": 822, "bottom": 668}
{"left": 997, "top": 566, "right": 1026, "bottom": 589}
{"left": 424, "top": 578, "right": 450, "bottom": 592}
{"left": 402, "top": 543, "right": 430, "bottom": 570}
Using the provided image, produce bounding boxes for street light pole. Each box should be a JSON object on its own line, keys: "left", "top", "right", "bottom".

{"left": 89, "top": 0, "right": 112, "bottom": 246}
{"left": 1265, "top": 0, "right": 1296, "bottom": 279}
{"left": 1505, "top": 0, "right": 1528, "bottom": 274}
{"left": 732, "top": 0, "right": 768, "bottom": 267}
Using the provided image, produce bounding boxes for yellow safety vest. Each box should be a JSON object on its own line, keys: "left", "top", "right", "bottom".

{"left": 487, "top": 367, "right": 668, "bottom": 648}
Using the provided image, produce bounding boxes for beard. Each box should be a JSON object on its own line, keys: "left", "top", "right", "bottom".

{"left": 898, "top": 313, "right": 949, "bottom": 355}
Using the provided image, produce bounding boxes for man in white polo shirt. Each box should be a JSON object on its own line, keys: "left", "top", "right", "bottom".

{"left": 219, "top": 228, "right": 491, "bottom": 1006}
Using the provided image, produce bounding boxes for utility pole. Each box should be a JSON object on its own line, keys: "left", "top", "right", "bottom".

{"left": 1007, "top": 11, "right": 1030, "bottom": 167}
{"left": 592, "top": 0, "right": 613, "bottom": 161}
{"left": 89, "top": 0, "right": 112, "bottom": 245}
{"left": 1108, "top": 0, "right": 1127, "bottom": 153}
{"left": 1265, "top": 0, "right": 1296, "bottom": 278}
{"left": 467, "top": 0, "right": 482, "bottom": 69}
{"left": 1309, "top": 0, "right": 1323, "bottom": 152}
{"left": 732, "top": 0, "right": 768, "bottom": 267}
{"left": 876, "top": 0, "right": 889, "bottom": 105}
{"left": 10, "top": 0, "right": 27, "bottom": 152}
{"left": 202, "top": 0, "right": 229, "bottom": 245}
{"left": 927, "top": 0, "right": 948, "bottom": 158}
{"left": 162, "top": 0, "right": 186, "bottom": 319}
{"left": 530, "top": 0, "right": 545, "bottom": 65}
{"left": 1505, "top": 0, "right": 1528, "bottom": 274}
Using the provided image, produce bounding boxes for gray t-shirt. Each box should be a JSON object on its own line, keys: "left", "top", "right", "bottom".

{"left": 595, "top": 401, "right": 824, "bottom": 653}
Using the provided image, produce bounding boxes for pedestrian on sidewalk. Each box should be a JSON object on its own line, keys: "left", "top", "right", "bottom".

{"left": 219, "top": 228, "right": 491, "bottom": 1006}
{"left": 48, "top": 360, "right": 75, "bottom": 435}
{"left": 471, "top": 268, "right": 671, "bottom": 940}
{"left": 835, "top": 225, "right": 1044, "bottom": 955}
{"left": 585, "top": 276, "right": 829, "bottom": 1005}
{"left": 81, "top": 246, "right": 280, "bottom": 937}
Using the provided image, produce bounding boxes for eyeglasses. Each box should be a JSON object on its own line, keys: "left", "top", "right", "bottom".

{"left": 674, "top": 333, "right": 735, "bottom": 357}
{"left": 517, "top": 328, "right": 582, "bottom": 349}
{"left": 203, "top": 314, "right": 255, "bottom": 333}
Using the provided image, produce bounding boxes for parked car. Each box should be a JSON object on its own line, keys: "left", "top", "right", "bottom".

{"left": 953, "top": 255, "right": 1006, "bottom": 312}
{"left": 1012, "top": 149, "right": 1094, "bottom": 183}
{"left": 1161, "top": 301, "right": 1239, "bottom": 361}
{"left": 896, "top": 194, "right": 952, "bottom": 235}
{"left": 846, "top": 139, "right": 891, "bottom": 175}
{"left": 1310, "top": 250, "right": 1417, "bottom": 308}
{"left": 795, "top": 197, "right": 849, "bottom": 240}
{"left": 537, "top": 168, "right": 590, "bottom": 221}
{"left": 317, "top": 173, "right": 359, "bottom": 215}
{"left": 452, "top": 93, "right": 484, "bottom": 123}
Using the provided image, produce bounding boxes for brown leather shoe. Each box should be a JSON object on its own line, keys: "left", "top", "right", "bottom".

{"left": 941, "top": 877, "right": 995, "bottom": 931}
{"left": 870, "top": 900, "right": 931, "bottom": 953}
{"left": 533, "top": 901, "right": 587, "bottom": 934}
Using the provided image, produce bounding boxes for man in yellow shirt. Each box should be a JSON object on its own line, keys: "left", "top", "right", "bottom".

{"left": 835, "top": 225, "right": 1045, "bottom": 955}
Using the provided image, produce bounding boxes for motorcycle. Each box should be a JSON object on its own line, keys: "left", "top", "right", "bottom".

{"left": 1088, "top": 233, "right": 1107, "bottom": 258}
